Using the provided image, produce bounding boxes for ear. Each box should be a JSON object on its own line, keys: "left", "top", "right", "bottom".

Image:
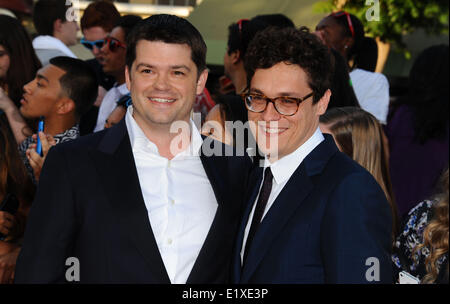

{"left": 316, "top": 89, "right": 332, "bottom": 116}
{"left": 342, "top": 36, "right": 354, "bottom": 53}
{"left": 53, "top": 19, "right": 63, "bottom": 36}
{"left": 125, "top": 65, "right": 131, "bottom": 91}
{"left": 196, "top": 69, "right": 209, "bottom": 95}
{"left": 231, "top": 50, "right": 241, "bottom": 64}
{"left": 56, "top": 97, "right": 76, "bottom": 115}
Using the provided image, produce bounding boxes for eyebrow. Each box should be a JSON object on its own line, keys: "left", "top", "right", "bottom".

{"left": 250, "top": 88, "right": 299, "bottom": 97}
{"left": 36, "top": 73, "right": 49, "bottom": 83}
{"left": 135, "top": 63, "right": 191, "bottom": 72}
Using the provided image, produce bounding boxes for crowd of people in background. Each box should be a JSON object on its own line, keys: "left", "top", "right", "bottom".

{"left": 0, "top": 0, "right": 448, "bottom": 284}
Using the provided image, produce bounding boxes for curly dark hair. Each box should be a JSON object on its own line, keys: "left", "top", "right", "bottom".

{"left": 244, "top": 26, "right": 333, "bottom": 104}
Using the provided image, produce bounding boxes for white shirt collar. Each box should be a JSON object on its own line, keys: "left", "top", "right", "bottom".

{"left": 32, "top": 35, "right": 77, "bottom": 58}
{"left": 265, "top": 127, "right": 324, "bottom": 185}
{"left": 125, "top": 106, "right": 203, "bottom": 158}
{"left": 114, "top": 82, "right": 129, "bottom": 94}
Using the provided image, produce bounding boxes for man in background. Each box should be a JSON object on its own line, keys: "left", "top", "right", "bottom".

{"left": 79, "top": 0, "right": 121, "bottom": 135}
{"left": 32, "top": 0, "right": 79, "bottom": 65}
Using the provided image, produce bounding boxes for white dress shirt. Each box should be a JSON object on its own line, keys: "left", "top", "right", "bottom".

{"left": 350, "top": 68, "right": 390, "bottom": 124}
{"left": 241, "top": 127, "right": 324, "bottom": 264}
{"left": 94, "top": 83, "right": 129, "bottom": 132}
{"left": 125, "top": 106, "right": 218, "bottom": 284}
{"left": 32, "top": 35, "right": 77, "bottom": 58}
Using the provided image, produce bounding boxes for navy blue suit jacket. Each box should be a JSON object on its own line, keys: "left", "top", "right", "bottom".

{"left": 232, "top": 135, "right": 393, "bottom": 284}
{"left": 15, "top": 119, "right": 251, "bottom": 283}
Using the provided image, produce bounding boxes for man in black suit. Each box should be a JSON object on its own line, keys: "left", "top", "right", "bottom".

{"left": 232, "top": 27, "right": 393, "bottom": 283}
{"left": 15, "top": 14, "right": 250, "bottom": 283}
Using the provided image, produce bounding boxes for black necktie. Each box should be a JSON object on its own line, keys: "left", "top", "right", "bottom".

{"left": 243, "top": 167, "right": 273, "bottom": 263}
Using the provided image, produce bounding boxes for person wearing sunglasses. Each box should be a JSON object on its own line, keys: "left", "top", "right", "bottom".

{"left": 93, "top": 15, "right": 142, "bottom": 133}
{"left": 80, "top": 1, "right": 120, "bottom": 64}
{"left": 78, "top": 1, "right": 121, "bottom": 135}
{"left": 315, "top": 11, "right": 390, "bottom": 125}
{"left": 232, "top": 26, "right": 393, "bottom": 284}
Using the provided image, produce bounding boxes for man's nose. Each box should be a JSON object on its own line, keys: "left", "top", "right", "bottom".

{"left": 261, "top": 101, "right": 281, "bottom": 122}
{"left": 153, "top": 73, "right": 170, "bottom": 90}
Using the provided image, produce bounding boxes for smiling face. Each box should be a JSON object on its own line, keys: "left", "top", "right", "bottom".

{"left": 125, "top": 40, "right": 207, "bottom": 131}
{"left": 20, "top": 64, "right": 66, "bottom": 120}
{"left": 0, "top": 45, "right": 10, "bottom": 80}
{"left": 248, "top": 62, "right": 330, "bottom": 161}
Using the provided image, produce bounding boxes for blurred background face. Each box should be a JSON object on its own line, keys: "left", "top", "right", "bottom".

{"left": 202, "top": 105, "right": 233, "bottom": 146}
{"left": 100, "top": 26, "right": 126, "bottom": 77}
{"left": 223, "top": 49, "right": 233, "bottom": 78}
{"left": 82, "top": 26, "right": 109, "bottom": 61}
{"left": 60, "top": 20, "right": 79, "bottom": 46}
{"left": 0, "top": 45, "right": 10, "bottom": 80}
{"left": 20, "top": 64, "right": 65, "bottom": 119}
{"left": 315, "top": 16, "right": 348, "bottom": 56}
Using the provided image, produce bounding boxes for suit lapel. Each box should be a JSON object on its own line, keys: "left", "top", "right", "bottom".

{"left": 240, "top": 135, "right": 339, "bottom": 282}
{"left": 231, "top": 164, "right": 263, "bottom": 283}
{"left": 240, "top": 162, "right": 313, "bottom": 282}
{"left": 90, "top": 119, "right": 170, "bottom": 283}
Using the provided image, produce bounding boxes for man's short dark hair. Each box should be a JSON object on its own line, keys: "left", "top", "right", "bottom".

{"left": 245, "top": 27, "right": 333, "bottom": 104}
{"left": 80, "top": 0, "right": 121, "bottom": 33}
{"left": 49, "top": 57, "right": 99, "bottom": 119}
{"left": 126, "top": 14, "right": 207, "bottom": 76}
{"left": 115, "top": 15, "right": 143, "bottom": 41}
{"left": 33, "top": 0, "right": 69, "bottom": 36}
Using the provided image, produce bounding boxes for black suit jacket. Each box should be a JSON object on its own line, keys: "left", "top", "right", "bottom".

{"left": 232, "top": 135, "right": 393, "bottom": 283}
{"left": 15, "top": 119, "right": 251, "bottom": 283}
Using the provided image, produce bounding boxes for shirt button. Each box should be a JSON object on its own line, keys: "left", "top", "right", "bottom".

{"left": 167, "top": 160, "right": 171, "bottom": 168}
{"left": 170, "top": 199, "right": 175, "bottom": 205}
{"left": 167, "top": 238, "right": 173, "bottom": 245}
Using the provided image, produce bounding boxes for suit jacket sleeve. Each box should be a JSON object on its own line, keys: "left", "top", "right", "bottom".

{"left": 15, "top": 145, "right": 77, "bottom": 283}
{"left": 321, "top": 171, "right": 393, "bottom": 284}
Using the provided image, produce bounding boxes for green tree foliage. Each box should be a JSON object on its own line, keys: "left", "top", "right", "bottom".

{"left": 315, "top": 0, "right": 449, "bottom": 57}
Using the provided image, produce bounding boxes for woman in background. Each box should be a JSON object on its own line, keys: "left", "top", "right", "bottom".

{"left": 0, "top": 15, "right": 42, "bottom": 144}
{"left": 392, "top": 169, "right": 448, "bottom": 284}
{"left": 320, "top": 107, "right": 399, "bottom": 242}
{"left": 385, "top": 44, "right": 449, "bottom": 219}
{"left": 0, "top": 113, "right": 35, "bottom": 283}
{"left": 0, "top": 15, "right": 41, "bottom": 108}
{"left": 316, "top": 12, "right": 390, "bottom": 124}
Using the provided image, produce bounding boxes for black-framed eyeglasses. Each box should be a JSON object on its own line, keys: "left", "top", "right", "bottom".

{"left": 330, "top": 11, "right": 355, "bottom": 38}
{"left": 241, "top": 92, "right": 314, "bottom": 116}
{"left": 80, "top": 38, "right": 104, "bottom": 51}
{"left": 104, "top": 36, "right": 127, "bottom": 52}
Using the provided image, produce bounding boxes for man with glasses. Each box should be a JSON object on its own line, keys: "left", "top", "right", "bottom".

{"left": 232, "top": 26, "right": 393, "bottom": 283}
{"left": 15, "top": 14, "right": 251, "bottom": 284}
{"left": 93, "top": 15, "right": 142, "bottom": 132}
{"left": 79, "top": 0, "right": 121, "bottom": 135}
